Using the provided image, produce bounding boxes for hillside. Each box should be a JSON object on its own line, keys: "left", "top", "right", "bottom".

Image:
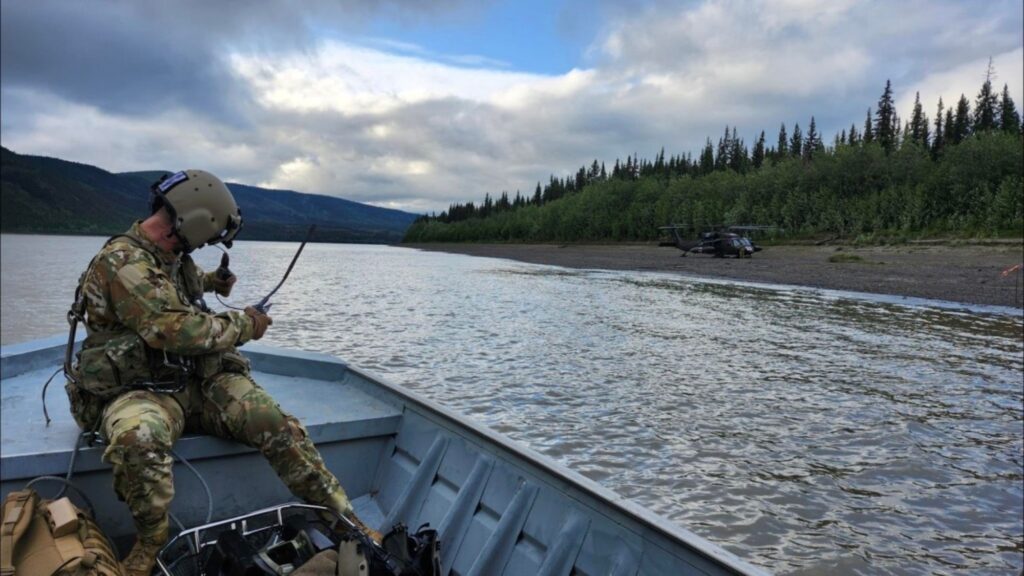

{"left": 1, "top": 148, "right": 419, "bottom": 243}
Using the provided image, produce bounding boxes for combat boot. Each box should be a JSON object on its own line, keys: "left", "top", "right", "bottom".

{"left": 344, "top": 511, "right": 383, "bottom": 544}
{"left": 122, "top": 538, "right": 164, "bottom": 576}
{"left": 324, "top": 491, "right": 383, "bottom": 544}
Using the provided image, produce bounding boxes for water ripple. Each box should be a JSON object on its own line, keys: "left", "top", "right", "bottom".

{"left": 3, "top": 237, "right": 1022, "bottom": 575}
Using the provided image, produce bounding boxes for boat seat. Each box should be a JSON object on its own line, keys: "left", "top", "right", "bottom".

{"left": 0, "top": 340, "right": 403, "bottom": 483}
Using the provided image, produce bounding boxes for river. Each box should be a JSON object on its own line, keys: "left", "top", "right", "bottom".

{"left": 2, "top": 234, "right": 1022, "bottom": 575}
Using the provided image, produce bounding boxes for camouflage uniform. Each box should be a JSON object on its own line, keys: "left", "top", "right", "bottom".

{"left": 66, "top": 221, "right": 351, "bottom": 545}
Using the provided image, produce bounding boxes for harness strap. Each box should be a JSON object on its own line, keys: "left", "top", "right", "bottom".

{"left": 64, "top": 233, "right": 156, "bottom": 384}
{"left": 51, "top": 534, "right": 85, "bottom": 573}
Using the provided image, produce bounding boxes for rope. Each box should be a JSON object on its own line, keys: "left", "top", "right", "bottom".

{"left": 169, "top": 448, "right": 214, "bottom": 524}
{"left": 24, "top": 476, "right": 96, "bottom": 519}
{"left": 54, "top": 432, "right": 91, "bottom": 499}
{"left": 40, "top": 368, "right": 63, "bottom": 427}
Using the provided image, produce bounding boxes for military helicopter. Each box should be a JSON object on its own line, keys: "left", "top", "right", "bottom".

{"left": 658, "top": 224, "right": 776, "bottom": 258}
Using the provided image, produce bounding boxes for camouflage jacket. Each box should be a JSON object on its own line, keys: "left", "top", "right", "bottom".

{"left": 72, "top": 221, "right": 253, "bottom": 398}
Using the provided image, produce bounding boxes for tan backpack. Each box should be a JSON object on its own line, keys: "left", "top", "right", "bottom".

{"left": 0, "top": 489, "right": 123, "bottom": 576}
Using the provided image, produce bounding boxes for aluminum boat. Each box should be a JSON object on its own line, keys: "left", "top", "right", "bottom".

{"left": 1, "top": 335, "right": 768, "bottom": 575}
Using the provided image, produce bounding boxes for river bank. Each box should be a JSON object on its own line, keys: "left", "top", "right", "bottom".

{"left": 406, "top": 242, "right": 1024, "bottom": 309}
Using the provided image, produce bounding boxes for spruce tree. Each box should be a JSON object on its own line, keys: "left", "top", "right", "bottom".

{"left": 752, "top": 130, "right": 766, "bottom": 168}
{"left": 932, "top": 97, "right": 945, "bottom": 157}
{"left": 999, "top": 83, "right": 1021, "bottom": 133}
{"left": 804, "top": 116, "right": 819, "bottom": 159}
{"left": 776, "top": 123, "right": 789, "bottom": 157}
{"left": 699, "top": 139, "right": 715, "bottom": 174}
{"left": 863, "top": 108, "right": 874, "bottom": 144}
{"left": 875, "top": 80, "right": 896, "bottom": 153}
{"left": 848, "top": 123, "right": 859, "bottom": 145}
{"left": 909, "top": 91, "right": 929, "bottom": 147}
{"left": 953, "top": 94, "right": 971, "bottom": 143}
{"left": 943, "top": 108, "right": 955, "bottom": 146}
{"left": 789, "top": 123, "right": 803, "bottom": 158}
{"left": 715, "top": 126, "right": 730, "bottom": 171}
{"left": 973, "top": 59, "right": 999, "bottom": 132}
{"left": 729, "top": 127, "right": 746, "bottom": 172}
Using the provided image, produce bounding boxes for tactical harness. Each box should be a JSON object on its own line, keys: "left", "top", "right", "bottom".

{"left": 59, "top": 232, "right": 217, "bottom": 425}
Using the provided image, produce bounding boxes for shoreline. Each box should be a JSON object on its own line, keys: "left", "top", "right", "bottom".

{"left": 406, "top": 242, "right": 1024, "bottom": 309}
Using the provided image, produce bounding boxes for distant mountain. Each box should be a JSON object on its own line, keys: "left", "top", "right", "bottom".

{"left": 1, "top": 147, "right": 419, "bottom": 243}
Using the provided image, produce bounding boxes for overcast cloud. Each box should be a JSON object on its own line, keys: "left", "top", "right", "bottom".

{"left": 2, "top": 0, "right": 1021, "bottom": 213}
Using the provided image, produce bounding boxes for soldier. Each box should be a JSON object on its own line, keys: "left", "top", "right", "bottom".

{"left": 63, "top": 170, "right": 376, "bottom": 575}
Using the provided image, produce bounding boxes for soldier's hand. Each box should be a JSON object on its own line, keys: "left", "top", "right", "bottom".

{"left": 211, "top": 270, "right": 237, "bottom": 297}
{"left": 244, "top": 306, "right": 273, "bottom": 340}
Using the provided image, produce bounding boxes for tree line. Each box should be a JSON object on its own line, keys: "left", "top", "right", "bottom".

{"left": 405, "top": 68, "right": 1022, "bottom": 242}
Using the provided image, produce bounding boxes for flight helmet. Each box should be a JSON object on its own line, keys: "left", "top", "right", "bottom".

{"left": 150, "top": 170, "right": 243, "bottom": 252}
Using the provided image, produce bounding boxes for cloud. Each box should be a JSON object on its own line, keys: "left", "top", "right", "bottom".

{"left": 0, "top": 0, "right": 472, "bottom": 120}
{"left": 2, "top": 0, "right": 1022, "bottom": 214}
{"left": 898, "top": 48, "right": 1024, "bottom": 119}
{"left": 229, "top": 41, "right": 545, "bottom": 115}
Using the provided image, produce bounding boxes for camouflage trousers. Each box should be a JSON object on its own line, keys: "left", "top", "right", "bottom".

{"left": 99, "top": 371, "right": 350, "bottom": 544}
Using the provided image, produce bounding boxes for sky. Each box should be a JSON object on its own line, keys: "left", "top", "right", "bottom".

{"left": 1, "top": 0, "right": 1022, "bottom": 214}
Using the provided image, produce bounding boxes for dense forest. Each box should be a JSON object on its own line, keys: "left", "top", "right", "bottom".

{"left": 405, "top": 73, "right": 1023, "bottom": 243}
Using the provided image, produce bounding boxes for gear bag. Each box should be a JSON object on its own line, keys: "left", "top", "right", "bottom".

{"left": 0, "top": 489, "right": 123, "bottom": 576}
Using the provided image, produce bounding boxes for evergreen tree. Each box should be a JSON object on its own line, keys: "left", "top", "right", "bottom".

{"left": 752, "top": 130, "right": 766, "bottom": 168}
{"left": 973, "top": 59, "right": 999, "bottom": 132}
{"left": 953, "top": 94, "right": 971, "bottom": 144}
{"left": 699, "top": 138, "right": 715, "bottom": 174}
{"left": 875, "top": 80, "right": 897, "bottom": 153}
{"left": 943, "top": 107, "right": 955, "bottom": 146}
{"left": 789, "top": 123, "right": 803, "bottom": 158}
{"left": 999, "top": 83, "right": 1021, "bottom": 133}
{"left": 804, "top": 116, "right": 819, "bottom": 159}
{"left": 728, "top": 127, "right": 746, "bottom": 172}
{"left": 482, "top": 193, "right": 493, "bottom": 217}
{"left": 715, "top": 126, "right": 731, "bottom": 171}
{"left": 533, "top": 182, "right": 542, "bottom": 205}
{"left": 653, "top": 149, "right": 665, "bottom": 174}
{"left": 863, "top": 108, "right": 874, "bottom": 144}
{"left": 909, "top": 92, "right": 929, "bottom": 147}
{"left": 932, "top": 97, "right": 945, "bottom": 157}
{"left": 776, "top": 123, "right": 789, "bottom": 157}
{"left": 848, "top": 123, "right": 859, "bottom": 145}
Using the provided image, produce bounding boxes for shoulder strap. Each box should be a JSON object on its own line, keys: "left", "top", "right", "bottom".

{"left": 65, "top": 232, "right": 157, "bottom": 380}
{"left": 0, "top": 490, "right": 37, "bottom": 576}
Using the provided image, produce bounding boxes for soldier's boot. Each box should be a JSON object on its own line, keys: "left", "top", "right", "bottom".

{"left": 326, "top": 492, "right": 383, "bottom": 544}
{"left": 345, "top": 511, "right": 384, "bottom": 544}
{"left": 122, "top": 537, "right": 165, "bottom": 576}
